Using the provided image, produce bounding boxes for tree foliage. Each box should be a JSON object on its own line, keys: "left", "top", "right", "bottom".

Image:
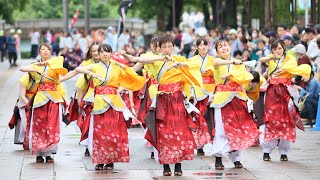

{"left": 0, "top": 0, "right": 29, "bottom": 23}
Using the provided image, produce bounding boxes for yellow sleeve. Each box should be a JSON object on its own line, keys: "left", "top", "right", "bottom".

{"left": 76, "top": 75, "right": 88, "bottom": 91}
{"left": 281, "top": 56, "right": 311, "bottom": 78}
{"left": 46, "top": 56, "right": 68, "bottom": 76}
{"left": 119, "top": 66, "right": 146, "bottom": 91}
{"left": 19, "top": 74, "right": 30, "bottom": 87}
{"left": 229, "top": 65, "right": 253, "bottom": 84}
{"left": 175, "top": 56, "right": 203, "bottom": 87}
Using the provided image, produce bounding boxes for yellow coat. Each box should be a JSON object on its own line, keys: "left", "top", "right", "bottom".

{"left": 140, "top": 52, "right": 159, "bottom": 100}
{"left": 30, "top": 56, "right": 68, "bottom": 108}
{"left": 83, "top": 60, "right": 146, "bottom": 114}
{"left": 211, "top": 58, "right": 253, "bottom": 108}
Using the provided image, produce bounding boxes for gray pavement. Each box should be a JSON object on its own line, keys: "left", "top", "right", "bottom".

{"left": 0, "top": 59, "right": 319, "bottom": 180}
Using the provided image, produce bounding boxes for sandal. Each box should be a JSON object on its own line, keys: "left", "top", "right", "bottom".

{"left": 150, "top": 152, "right": 154, "bottom": 159}
{"left": 45, "top": 156, "right": 54, "bottom": 163}
{"left": 263, "top": 153, "right": 271, "bottom": 161}
{"left": 104, "top": 163, "right": 114, "bottom": 170}
{"left": 280, "top": 155, "right": 288, "bottom": 161}
{"left": 163, "top": 164, "right": 172, "bottom": 176}
{"left": 197, "top": 148, "right": 205, "bottom": 155}
{"left": 174, "top": 163, "right": 183, "bottom": 176}
{"left": 234, "top": 161, "right": 243, "bottom": 168}
{"left": 36, "top": 156, "right": 44, "bottom": 163}
{"left": 95, "top": 164, "right": 104, "bottom": 170}
{"left": 84, "top": 148, "right": 90, "bottom": 156}
{"left": 215, "top": 157, "right": 224, "bottom": 170}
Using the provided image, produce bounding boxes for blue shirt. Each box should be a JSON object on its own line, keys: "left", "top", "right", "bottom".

{"left": 300, "top": 79, "right": 320, "bottom": 100}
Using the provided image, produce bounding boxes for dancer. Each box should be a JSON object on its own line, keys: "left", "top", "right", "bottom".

{"left": 206, "top": 39, "right": 260, "bottom": 170}
{"left": 75, "top": 44, "right": 146, "bottom": 171}
{"left": 259, "top": 39, "right": 311, "bottom": 161}
{"left": 19, "top": 43, "right": 68, "bottom": 163}
{"left": 9, "top": 73, "right": 38, "bottom": 150}
{"left": 60, "top": 42, "right": 100, "bottom": 157}
{"left": 123, "top": 34, "right": 203, "bottom": 176}
{"left": 188, "top": 37, "right": 214, "bottom": 155}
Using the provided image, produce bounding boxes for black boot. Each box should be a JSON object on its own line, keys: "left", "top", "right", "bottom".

{"left": 234, "top": 161, "right": 243, "bottom": 168}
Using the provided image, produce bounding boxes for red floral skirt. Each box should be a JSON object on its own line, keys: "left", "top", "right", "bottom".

{"left": 220, "top": 98, "right": 260, "bottom": 150}
{"left": 31, "top": 101, "right": 60, "bottom": 154}
{"left": 264, "top": 84, "right": 296, "bottom": 142}
{"left": 92, "top": 108, "right": 129, "bottom": 164}
{"left": 193, "top": 97, "right": 212, "bottom": 147}
{"left": 145, "top": 91, "right": 196, "bottom": 164}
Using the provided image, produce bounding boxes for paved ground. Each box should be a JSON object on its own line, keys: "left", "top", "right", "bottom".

{"left": 0, "top": 59, "right": 319, "bottom": 180}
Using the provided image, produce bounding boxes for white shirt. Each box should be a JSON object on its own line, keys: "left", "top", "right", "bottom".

{"left": 30, "top": 32, "right": 40, "bottom": 45}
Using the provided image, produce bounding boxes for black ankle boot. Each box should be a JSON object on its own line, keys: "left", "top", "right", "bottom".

{"left": 215, "top": 156, "right": 224, "bottom": 170}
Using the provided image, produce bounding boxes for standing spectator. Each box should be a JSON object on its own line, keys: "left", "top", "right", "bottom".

{"left": 0, "top": 30, "right": 6, "bottom": 62}
{"left": 6, "top": 29, "right": 17, "bottom": 67}
{"left": 251, "top": 29, "right": 260, "bottom": 44}
{"left": 29, "top": 29, "right": 40, "bottom": 58}
{"left": 14, "top": 29, "right": 22, "bottom": 60}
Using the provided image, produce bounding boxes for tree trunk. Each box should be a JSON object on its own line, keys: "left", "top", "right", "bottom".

{"left": 223, "top": 0, "right": 237, "bottom": 27}
{"left": 166, "top": 0, "right": 183, "bottom": 30}
{"left": 265, "top": 0, "right": 271, "bottom": 30}
{"left": 157, "top": 14, "right": 166, "bottom": 31}
{"left": 203, "top": 1, "right": 211, "bottom": 29}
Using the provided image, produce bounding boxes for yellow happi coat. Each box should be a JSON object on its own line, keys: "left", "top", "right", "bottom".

{"left": 266, "top": 54, "right": 311, "bottom": 79}
{"left": 83, "top": 60, "right": 146, "bottom": 115}
{"left": 211, "top": 58, "right": 253, "bottom": 108}
{"left": 30, "top": 56, "right": 68, "bottom": 108}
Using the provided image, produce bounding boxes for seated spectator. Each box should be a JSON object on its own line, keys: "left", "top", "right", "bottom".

{"left": 296, "top": 71, "right": 320, "bottom": 127}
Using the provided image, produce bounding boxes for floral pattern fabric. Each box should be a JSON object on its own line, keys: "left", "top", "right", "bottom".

{"left": 193, "top": 97, "right": 212, "bottom": 147}
{"left": 31, "top": 101, "right": 60, "bottom": 154}
{"left": 220, "top": 98, "right": 260, "bottom": 150}
{"left": 92, "top": 108, "right": 129, "bottom": 164}
{"left": 264, "top": 83, "right": 296, "bottom": 142}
